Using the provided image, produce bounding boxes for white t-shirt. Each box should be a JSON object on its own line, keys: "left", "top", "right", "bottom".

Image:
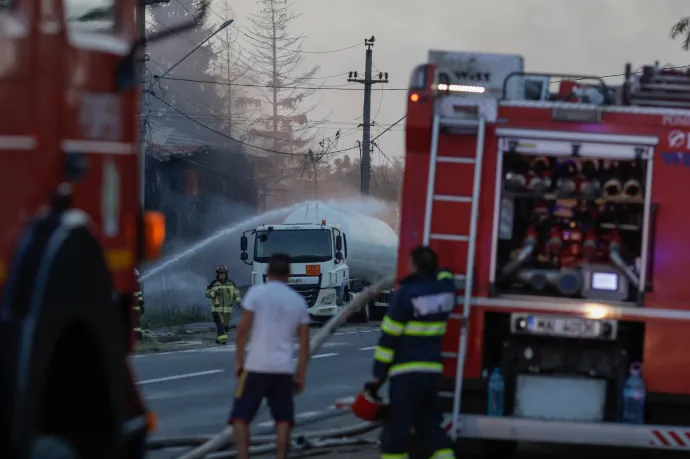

{"left": 242, "top": 281, "right": 310, "bottom": 374}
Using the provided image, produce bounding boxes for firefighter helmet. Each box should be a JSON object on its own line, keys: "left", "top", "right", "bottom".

{"left": 216, "top": 265, "right": 228, "bottom": 274}
{"left": 351, "top": 391, "right": 388, "bottom": 421}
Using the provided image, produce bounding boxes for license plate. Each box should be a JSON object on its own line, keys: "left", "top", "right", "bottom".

{"left": 526, "top": 315, "right": 601, "bottom": 338}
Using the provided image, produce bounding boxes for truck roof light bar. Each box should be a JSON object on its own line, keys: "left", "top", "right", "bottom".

{"left": 436, "top": 83, "right": 485, "bottom": 94}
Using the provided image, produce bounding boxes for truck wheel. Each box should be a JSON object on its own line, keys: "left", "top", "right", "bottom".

{"left": 0, "top": 210, "right": 145, "bottom": 459}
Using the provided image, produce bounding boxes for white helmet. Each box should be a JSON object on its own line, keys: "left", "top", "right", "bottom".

{"left": 134, "top": 269, "right": 140, "bottom": 277}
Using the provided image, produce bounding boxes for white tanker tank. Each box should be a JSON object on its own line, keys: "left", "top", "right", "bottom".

{"left": 282, "top": 202, "right": 399, "bottom": 284}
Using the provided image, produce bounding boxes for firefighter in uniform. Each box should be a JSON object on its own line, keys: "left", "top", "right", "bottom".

{"left": 133, "top": 269, "right": 146, "bottom": 340}
{"left": 205, "top": 265, "right": 241, "bottom": 345}
{"left": 366, "top": 246, "right": 457, "bottom": 459}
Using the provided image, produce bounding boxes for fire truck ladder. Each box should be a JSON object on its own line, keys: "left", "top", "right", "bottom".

{"left": 422, "top": 108, "right": 488, "bottom": 441}
{"left": 625, "top": 63, "right": 690, "bottom": 109}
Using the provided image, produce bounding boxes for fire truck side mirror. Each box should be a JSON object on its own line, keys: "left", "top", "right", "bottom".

{"left": 241, "top": 235, "right": 248, "bottom": 251}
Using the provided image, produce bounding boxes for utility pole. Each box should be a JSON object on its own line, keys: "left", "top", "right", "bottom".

{"left": 348, "top": 36, "right": 388, "bottom": 196}
{"left": 138, "top": 0, "right": 171, "bottom": 208}
{"left": 225, "top": 26, "right": 232, "bottom": 136}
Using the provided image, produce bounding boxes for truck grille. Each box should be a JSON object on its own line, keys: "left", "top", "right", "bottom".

{"left": 289, "top": 285, "right": 319, "bottom": 307}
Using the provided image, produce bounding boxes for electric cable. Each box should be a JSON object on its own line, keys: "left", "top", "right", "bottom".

{"left": 158, "top": 76, "right": 405, "bottom": 90}
{"left": 150, "top": 91, "right": 406, "bottom": 157}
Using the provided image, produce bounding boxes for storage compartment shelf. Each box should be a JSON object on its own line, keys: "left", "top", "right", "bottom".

{"left": 494, "top": 152, "right": 648, "bottom": 303}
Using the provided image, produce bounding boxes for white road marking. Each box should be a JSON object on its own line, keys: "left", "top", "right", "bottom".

{"left": 137, "top": 369, "right": 224, "bottom": 385}
{"left": 312, "top": 353, "right": 338, "bottom": 359}
{"left": 359, "top": 346, "right": 376, "bottom": 351}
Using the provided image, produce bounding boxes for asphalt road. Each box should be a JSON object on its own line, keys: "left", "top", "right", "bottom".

{"left": 134, "top": 325, "right": 380, "bottom": 439}
{"left": 136, "top": 324, "right": 688, "bottom": 459}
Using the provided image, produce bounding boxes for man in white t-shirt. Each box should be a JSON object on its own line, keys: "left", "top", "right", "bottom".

{"left": 229, "top": 253, "right": 310, "bottom": 459}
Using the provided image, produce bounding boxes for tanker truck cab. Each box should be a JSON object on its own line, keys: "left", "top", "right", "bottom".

{"left": 240, "top": 201, "right": 399, "bottom": 323}
{"left": 241, "top": 220, "right": 351, "bottom": 320}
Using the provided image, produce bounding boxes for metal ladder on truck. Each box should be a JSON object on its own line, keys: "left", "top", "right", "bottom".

{"left": 421, "top": 96, "right": 497, "bottom": 440}
{"left": 624, "top": 62, "right": 690, "bottom": 109}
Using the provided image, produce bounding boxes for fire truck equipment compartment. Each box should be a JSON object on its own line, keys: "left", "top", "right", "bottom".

{"left": 514, "top": 375, "right": 607, "bottom": 422}
{"left": 494, "top": 147, "right": 647, "bottom": 302}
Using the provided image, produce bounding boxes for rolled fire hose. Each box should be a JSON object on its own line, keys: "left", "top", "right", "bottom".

{"left": 622, "top": 179, "right": 642, "bottom": 199}
{"left": 557, "top": 178, "right": 576, "bottom": 195}
{"left": 176, "top": 277, "right": 395, "bottom": 459}
{"left": 579, "top": 179, "right": 600, "bottom": 198}
{"left": 602, "top": 178, "right": 622, "bottom": 199}
{"left": 609, "top": 241, "right": 640, "bottom": 288}
{"left": 504, "top": 172, "right": 526, "bottom": 190}
{"left": 527, "top": 175, "right": 552, "bottom": 193}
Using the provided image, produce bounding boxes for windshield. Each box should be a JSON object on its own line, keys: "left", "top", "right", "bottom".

{"left": 254, "top": 229, "right": 332, "bottom": 263}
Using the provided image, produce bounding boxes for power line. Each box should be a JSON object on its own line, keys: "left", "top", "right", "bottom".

{"left": 149, "top": 92, "right": 407, "bottom": 157}
{"left": 159, "top": 76, "right": 406, "bottom": 91}
{"left": 151, "top": 92, "right": 366, "bottom": 156}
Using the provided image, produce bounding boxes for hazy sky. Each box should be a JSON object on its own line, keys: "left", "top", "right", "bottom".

{"left": 196, "top": 0, "right": 689, "bottom": 165}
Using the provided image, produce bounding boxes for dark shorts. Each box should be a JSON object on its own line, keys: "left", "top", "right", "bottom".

{"left": 229, "top": 371, "right": 295, "bottom": 425}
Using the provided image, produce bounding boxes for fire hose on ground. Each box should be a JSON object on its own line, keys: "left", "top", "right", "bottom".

{"left": 161, "top": 277, "right": 394, "bottom": 459}
{"left": 203, "top": 422, "right": 382, "bottom": 459}
{"left": 147, "top": 409, "right": 349, "bottom": 449}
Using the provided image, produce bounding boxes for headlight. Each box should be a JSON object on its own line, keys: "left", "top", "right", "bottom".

{"left": 320, "top": 294, "right": 335, "bottom": 305}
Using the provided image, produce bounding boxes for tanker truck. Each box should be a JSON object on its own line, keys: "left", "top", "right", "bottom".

{"left": 239, "top": 202, "right": 399, "bottom": 322}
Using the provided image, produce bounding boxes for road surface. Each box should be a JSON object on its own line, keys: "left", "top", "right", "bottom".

{"left": 136, "top": 324, "right": 687, "bottom": 459}
{"left": 134, "top": 325, "right": 379, "bottom": 439}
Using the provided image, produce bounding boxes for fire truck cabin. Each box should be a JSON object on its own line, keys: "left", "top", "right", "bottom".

{"left": 401, "top": 50, "right": 690, "bottom": 452}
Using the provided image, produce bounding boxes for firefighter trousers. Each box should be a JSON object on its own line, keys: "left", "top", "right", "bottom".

{"left": 212, "top": 311, "right": 232, "bottom": 344}
{"left": 380, "top": 373, "right": 455, "bottom": 459}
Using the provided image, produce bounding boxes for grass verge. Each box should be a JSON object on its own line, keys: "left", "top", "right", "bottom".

{"left": 141, "top": 303, "right": 210, "bottom": 329}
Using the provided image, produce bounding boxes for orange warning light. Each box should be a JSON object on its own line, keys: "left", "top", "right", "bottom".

{"left": 410, "top": 93, "right": 420, "bottom": 102}
{"left": 306, "top": 265, "right": 321, "bottom": 276}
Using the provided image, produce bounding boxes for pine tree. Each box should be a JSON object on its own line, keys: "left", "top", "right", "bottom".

{"left": 243, "top": 0, "right": 321, "bottom": 154}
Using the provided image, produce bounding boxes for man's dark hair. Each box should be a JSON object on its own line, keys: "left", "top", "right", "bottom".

{"left": 410, "top": 245, "right": 439, "bottom": 275}
{"left": 267, "top": 253, "right": 291, "bottom": 278}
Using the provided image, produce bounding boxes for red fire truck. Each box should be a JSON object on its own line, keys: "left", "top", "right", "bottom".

{"left": 0, "top": 0, "right": 175, "bottom": 456}
{"left": 401, "top": 51, "right": 690, "bottom": 455}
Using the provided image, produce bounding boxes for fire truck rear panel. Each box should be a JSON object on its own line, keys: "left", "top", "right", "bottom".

{"left": 402, "top": 56, "right": 690, "bottom": 440}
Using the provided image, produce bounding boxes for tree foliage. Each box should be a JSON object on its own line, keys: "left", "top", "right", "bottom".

{"left": 146, "top": 0, "right": 226, "bottom": 134}
{"left": 670, "top": 17, "right": 690, "bottom": 50}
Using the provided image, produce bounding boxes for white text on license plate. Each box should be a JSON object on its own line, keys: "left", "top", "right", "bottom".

{"left": 527, "top": 315, "right": 601, "bottom": 338}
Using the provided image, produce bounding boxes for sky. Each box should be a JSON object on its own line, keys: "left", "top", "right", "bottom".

{"left": 168, "top": 0, "right": 690, "bottom": 167}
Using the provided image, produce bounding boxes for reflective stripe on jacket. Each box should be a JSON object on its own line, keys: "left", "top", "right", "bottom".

{"left": 372, "top": 269, "right": 455, "bottom": 380}
{"left": 205, "top": 280, "right": 241, "bottom": 312}
{"left": 132, "top": 280, "right": 144, "bottom": 334}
